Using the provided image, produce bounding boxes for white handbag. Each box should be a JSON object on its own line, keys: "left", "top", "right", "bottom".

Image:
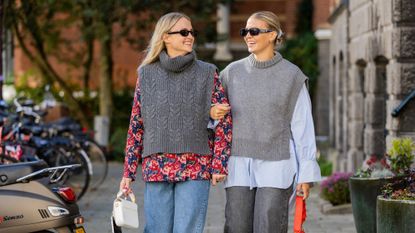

{"left": 112, "top": 191, "right": 139, "bottom": 229}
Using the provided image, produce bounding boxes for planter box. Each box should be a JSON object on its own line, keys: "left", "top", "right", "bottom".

{"left": 377, "top": 197, "right": 415, "bottom": 233}
{"left": 349, "top": 177, "right": 393, "bottom": 233}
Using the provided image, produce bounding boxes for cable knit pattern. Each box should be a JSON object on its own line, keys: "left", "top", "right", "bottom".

{"left": 139, "top": 50, "right": 216, "bottom": 158}
{"left": 220, "top": 52, "right": 307, "bottom": 161}
{"left": 123, "top": 72, "right": 232, "bottom": 181}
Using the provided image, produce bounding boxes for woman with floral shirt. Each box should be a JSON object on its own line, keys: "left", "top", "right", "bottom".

{"left": 119, "top": 12, "right": 231, "bottom": 233}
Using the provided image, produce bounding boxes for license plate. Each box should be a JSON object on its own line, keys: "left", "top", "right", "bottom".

{"left": 74, "top": 226, "right": 86, "bottom": 233}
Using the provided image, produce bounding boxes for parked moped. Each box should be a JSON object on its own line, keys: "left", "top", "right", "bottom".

{"left": 0, "top": 160, "right": 85, "bottom": 233}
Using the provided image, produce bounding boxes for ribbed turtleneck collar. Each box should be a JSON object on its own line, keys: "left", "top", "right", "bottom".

{"left": 159, "top": 50, "right": 196, "bottom": 72}
{"left": 248, "top": 52, "right": 283, "bottom": 69}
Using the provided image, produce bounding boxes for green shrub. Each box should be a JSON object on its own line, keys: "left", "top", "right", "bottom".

{"left": 387, "top": 137, "right": 415, "bottom": 174}
{"left": 279, "top": 32, "right": 319, "bottom": 98}
{"left": 317, "top": 156, "right": 333, "bottom": 177}
{"left": 108, "top": 127, "right": 128, "bottom": 162}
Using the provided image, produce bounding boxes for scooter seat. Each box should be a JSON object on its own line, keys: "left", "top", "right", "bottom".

{"left": 0, "top": 160, "right": 48, "bottom": 186}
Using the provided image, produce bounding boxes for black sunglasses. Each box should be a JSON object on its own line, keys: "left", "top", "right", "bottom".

{"left": 167, "top": 29, "right": 198, "bottom": 37}
{"left": 240, "top": 28, "right": 274, "bottom": 37}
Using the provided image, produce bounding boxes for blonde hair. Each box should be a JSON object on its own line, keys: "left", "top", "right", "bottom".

{"left": 249, "top": 11, "right": 284, "bottom": 45}
{"left": 140, "top": 12, "right": 191, "bottom": 67}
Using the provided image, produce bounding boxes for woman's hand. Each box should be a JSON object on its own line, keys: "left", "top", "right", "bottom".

{"left": 211, "top": 174, "right": 226, "bottom": 186}
{"left": 210, "top": 104, "right": 230, "bottom": 120}
{"left": 296, "top": 183, "right": 310, "bottom": 200}
{"left": 119, "top": 177, "right": 132, "bottom": 195}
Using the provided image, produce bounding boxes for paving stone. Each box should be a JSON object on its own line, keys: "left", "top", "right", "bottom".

{"left": 79, "top": 162, "right": 357, "bottom": 233}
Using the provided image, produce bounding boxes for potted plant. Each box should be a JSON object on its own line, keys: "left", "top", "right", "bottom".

{"left": 377, "top": 138, "right": 415, "bottom": 233}
{"left": 349, "top": 155, "right": 394, "bottom": 233}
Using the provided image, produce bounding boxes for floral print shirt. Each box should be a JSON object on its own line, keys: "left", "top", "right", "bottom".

{"left": 123, "top": 72, "right": 232, "bottom": 182}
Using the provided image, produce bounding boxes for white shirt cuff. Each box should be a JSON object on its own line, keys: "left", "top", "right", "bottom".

{"left": 297, "top": 160, "right": 322, "bottom": 183}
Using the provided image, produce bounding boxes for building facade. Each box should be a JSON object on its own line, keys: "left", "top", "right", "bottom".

{"left": 328, "top": 0, "right": 415, "bottom": 172}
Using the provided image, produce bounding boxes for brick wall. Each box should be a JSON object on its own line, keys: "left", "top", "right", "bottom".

{"left": 229, "top": 0, "right": 300, "bottom": 43}
{"left": 14, "top": 1, "right": 304, "bottom": 90}
{"left": 313, "top": 0, "right": 332, "bottom": 30}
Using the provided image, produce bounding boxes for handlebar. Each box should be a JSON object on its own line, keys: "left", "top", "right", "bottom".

{"left": 13, "top": 97, "right": 42, "bottom": 123}
{"left": 16, "top": 164, "right": 82, "bottom": 183}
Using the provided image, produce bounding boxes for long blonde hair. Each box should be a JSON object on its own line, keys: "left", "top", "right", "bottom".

{"left": 140, "top": 12, "right": 191, "bottom": 67}
{"left": 249, "top": 11, "right": 284, "bottom": 45}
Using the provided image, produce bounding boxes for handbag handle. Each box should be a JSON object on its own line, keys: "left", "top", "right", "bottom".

{"left": 116, "top": 191, "right": 136, "bottom": 203}
{"left": 293, "top": 195, "right": 306, "bottom": 233}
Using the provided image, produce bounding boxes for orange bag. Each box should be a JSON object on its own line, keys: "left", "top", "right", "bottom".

{"left": 293, "top": 195, "right": 306, "bottom": 233}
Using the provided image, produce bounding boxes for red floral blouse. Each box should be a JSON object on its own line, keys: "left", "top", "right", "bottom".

{"left": 123, "top": 72, "right": 232, "bottom": 182}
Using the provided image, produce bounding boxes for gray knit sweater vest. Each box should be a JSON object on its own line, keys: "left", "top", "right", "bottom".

{"left": 138, "top": 50, "right": 216, "bottom": 158}
{"left": 220, "top": 52, "right": 307, "bottom": 161}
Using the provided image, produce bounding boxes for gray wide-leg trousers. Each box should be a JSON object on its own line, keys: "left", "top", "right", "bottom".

{"left": 224, "top": 186, "right": 293, "bottom": 233}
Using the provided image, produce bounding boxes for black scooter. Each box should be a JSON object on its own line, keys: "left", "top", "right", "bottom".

{"left": 0, "top": 160, "right": 86, "bottom": 233}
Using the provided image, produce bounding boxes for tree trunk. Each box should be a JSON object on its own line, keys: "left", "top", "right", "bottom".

{"left": 99, "top": 28, "right": 113, "bottom": 125}
{"left": 82, "top": 37, "right": 94, "bottom": 95}
{"left": 12, "top": 24, "right": 91, "bottom": 128}
{"left": 81, "top": 2, "right": 94, "bottom": 96}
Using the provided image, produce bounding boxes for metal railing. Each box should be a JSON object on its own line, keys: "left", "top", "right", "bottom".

{"left": 391, "top": 90, "right": 415, "bottom": 117}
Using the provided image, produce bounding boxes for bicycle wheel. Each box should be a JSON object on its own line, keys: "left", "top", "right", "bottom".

{"left": 82, "top": 140, "right": 108, "bottom": 190}
{"left": 54, "top": 147, "right": 91, "bottom": 200}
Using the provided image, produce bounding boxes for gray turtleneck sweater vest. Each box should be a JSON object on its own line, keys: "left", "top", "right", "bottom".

{"left": 220, "top": 53, "right": 307, "bottom": 161}
{"left": 138, "top": 51, "right": 216, "bottom": 158}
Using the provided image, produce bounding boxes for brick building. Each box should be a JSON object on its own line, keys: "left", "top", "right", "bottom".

{"left": 11, "top": 0, "right": 305, "bottom": 91}
{"left": 6, "top": 0, "right": 338, "bottom": 147}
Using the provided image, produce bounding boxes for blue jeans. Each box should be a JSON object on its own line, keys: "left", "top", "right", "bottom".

{"left": 144, "top": 180, "right": 210, "bottom": 233}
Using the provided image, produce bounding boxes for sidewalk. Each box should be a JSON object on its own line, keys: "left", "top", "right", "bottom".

{"left": 79, "top": 162, "right": 356, "bottom": 233}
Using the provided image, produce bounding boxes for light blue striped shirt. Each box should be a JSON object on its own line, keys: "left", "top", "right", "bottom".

{"left": 224, "top": 85, "right": 321, "bottom": 189}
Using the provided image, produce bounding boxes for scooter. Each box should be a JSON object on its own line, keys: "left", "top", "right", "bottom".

{"left": 0, "top": 160, "right": 86, "bottom": 233}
